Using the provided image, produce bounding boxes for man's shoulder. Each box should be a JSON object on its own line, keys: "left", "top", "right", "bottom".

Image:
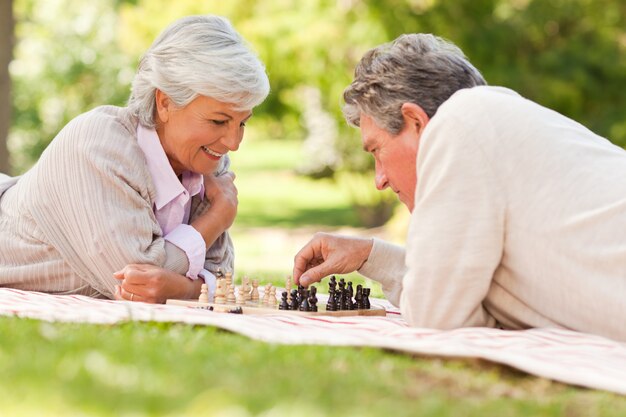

{"left": 444, "top": 86, "right": 521, "bottom": 109}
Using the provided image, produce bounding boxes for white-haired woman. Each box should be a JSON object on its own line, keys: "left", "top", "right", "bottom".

{"left": 0, "top": 15, "right": 269, "bottom": 303}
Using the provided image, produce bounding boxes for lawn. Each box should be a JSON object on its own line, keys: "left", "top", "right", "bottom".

{"left": 3, "top": 318, "right": 626, "bottom": 417}
{"left": 2, "top": 137, "right": 625, "bottom": 415}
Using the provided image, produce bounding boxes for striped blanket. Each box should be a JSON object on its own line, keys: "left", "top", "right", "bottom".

{"left": 1, "top": 287, "right": 624, "bottom": 395}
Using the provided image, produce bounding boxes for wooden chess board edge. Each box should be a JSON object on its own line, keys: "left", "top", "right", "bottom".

{"left": 166, "top": 299, "right": 386, "bottom": 317}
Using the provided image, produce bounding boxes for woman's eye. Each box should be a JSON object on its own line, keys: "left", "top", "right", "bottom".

{"left": 240, "top": 122, "right": 247, "bottom": 127}
{"left": 211, "top": 120, "right": 227, "bottom": 126}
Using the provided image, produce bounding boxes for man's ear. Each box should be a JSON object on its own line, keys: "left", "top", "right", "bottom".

{"left": 155, "top": 89, "right": 171, "bottom": 124}
{"left": 400, "top": 102, "right": 430, "bottom": 136}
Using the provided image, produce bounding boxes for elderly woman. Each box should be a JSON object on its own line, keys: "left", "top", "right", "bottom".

{"left": 0, "top": 15, "right": 269, "bottom": 303}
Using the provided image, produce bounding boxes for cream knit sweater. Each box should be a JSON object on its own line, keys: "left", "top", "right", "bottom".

{"left": 0, "top": 106, "right": 233, "bottom": 298}
{"left": 359, "top": 86, "right": 626, "bottom": 342}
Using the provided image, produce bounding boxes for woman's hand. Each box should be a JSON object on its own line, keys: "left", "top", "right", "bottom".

{"left": 204, "top": 170, "right": 238, "bottom": 230}
{"left": 113, "top": 264, "right": 202, "bottom": 304}
{"left": 192, "top": 171, "right": 238, "bottom": 246}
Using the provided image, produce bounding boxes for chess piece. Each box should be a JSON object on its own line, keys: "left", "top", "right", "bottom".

{"left": 279, "top": 291, "right": 289, "bottom": 310}
{"left": 214, "top": 280, "right": 226, "bottom": 304}
{"left": 240, "top": 276, "right": 250, "bottom": 301}
{"left": 225, "top": 271, "right": 233, "bottom": 288}
{"left": 269, "top": 287, "right": 277, "bottom": 306}
{"left": 236, "top": 286, "right": 246, "bottom": 304}
{"left": 215, "top": 268, "right": 224, "bottom": 279}
{"left": 198, "top": 283, "right": 209, "bottom": 303}
{"left": 285, "top": 276, "right": 293, "bottom": 303}
{"left": 363, "top": 288, "right": 371, "bottom": 309}
{"left": 299, "top": 293, "right": 310, "bottom": 311}
{"left": 263, "top": 284, "right": 272, "bottom": 304}
{"left": 251, "top": 280, "right": 260, "bottom": 302}
{"left": 290, "top": 289, "right": 299, "bottom": 310}
{"left": 355, "top": 284, "right": 363, "bottom": 309}
{"left": 326, "top": 289, "right": 337, "bottom": 311}
{"left": 226, "top": 284, "right": 236, "bottom": 304}
{"left": 308, "top": 286, "right": 318, "bottom": 312}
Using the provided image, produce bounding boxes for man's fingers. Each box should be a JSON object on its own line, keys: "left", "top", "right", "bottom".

{"left": 293, "top": 240, "right": 324, "bottom": 284}
{"left": 299, "top": 263, "right": 332, "bottom": 287}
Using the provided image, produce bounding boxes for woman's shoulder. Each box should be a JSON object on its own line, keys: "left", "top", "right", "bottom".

{"left": 67, "top": 105, "right": 138, "bottom": 138}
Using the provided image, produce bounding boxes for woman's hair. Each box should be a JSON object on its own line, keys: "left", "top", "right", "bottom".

{"left": 343, "top": 34, "right": 486, "bottom": 134}
{"left": 128, "top": 15, "right": 270, "bottom": 128}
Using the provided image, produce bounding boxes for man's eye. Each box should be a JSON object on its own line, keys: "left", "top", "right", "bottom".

{"left": 211, "top": 120, "right": 227, "bottom": 125}
{"left": 240, "top": 122, "right": 247, "bottom": 127}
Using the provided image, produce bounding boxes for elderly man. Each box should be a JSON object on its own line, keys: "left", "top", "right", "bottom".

{"left": 293, "top": 34, "right": 626, "bottom": 342}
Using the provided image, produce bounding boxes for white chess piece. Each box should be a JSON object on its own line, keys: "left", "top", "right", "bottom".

{"left": 198, "top": 283, "right": 209, "bottom": 303}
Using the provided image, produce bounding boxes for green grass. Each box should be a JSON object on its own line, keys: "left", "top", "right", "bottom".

{"left": 230, "top": 139, "right": 361, "bottom": 228}
{"left": 2, "top": 317, "right": 626, "bottom": 417}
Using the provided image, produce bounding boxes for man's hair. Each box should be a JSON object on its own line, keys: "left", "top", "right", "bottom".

{"left": 128, "top": 15, "right": 270, "bottom": 128}
{"left": 343, "top": 34, "right": 486, "bottom": 134}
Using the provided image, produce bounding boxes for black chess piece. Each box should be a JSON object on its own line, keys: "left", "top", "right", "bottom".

{"left": 299, "top": 294, "right": 310, "bottom": 311}
{"left": 347, "top": 282, "right": 354, "bottom": 310}
{"left": 355, "top": 285, "right": 363, "bottom": 309}
{"left": 329, "top": 276, "right": 337, "bottom": 296}
{"left": 326, "top": 288, "right": 337, "bottom": 311}
{"left": 309, "top": 286, "right": 318, "bottom": 312}
{"left": 290, "top": 289, "right": 299, "bottom": 310}
{"left": 363, "top": 288, "right": 371, "bottom": 309}
{"left": 279, "top": 291, "right": 289, "bottom": 310}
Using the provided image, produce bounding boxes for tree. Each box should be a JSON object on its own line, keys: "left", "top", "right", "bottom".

{"left": 0, "top": 0, "right": 13, "bottom": 174}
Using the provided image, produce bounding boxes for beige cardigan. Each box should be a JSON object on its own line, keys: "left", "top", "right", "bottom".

{"left": 0, "top": 106, "right": 233, "bottom": 298}
{"left": 359, "top": 86, "right": 626, "bottom": 342}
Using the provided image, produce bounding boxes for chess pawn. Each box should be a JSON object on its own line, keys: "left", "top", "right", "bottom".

{"left": 263, "top": 284, "right": 272, "bottom": 304}
{"left": 290, "top": 289, "right": 299, "bottom": 310}
{"left": 309, "top": 286, "right": 318, "bottom": 312}
{"left": 363, "top": 288, "right": 371, "bottom": 309}
{"left": 214, "top": 280, "right": 226, "bottom": 304}
{"left": 225, "top": 271, "right": 233, "bottom": 288}
{"left": 269, "top": 287, "right": 277, "bottom": 306}
{"left": 236, "top": 286, "right": 246, "bottom": 305}
{"left": 251, "top": 280, "right": 259, "bottom": 302}
{"left": 279, "top": 291, "right": 289, "bottom": 310}
{"left": 326, "top": 289, "right": 337, "bottom": 311}
{"left": 226, "top": 284, "right": 236, "bottom": 304}
{"left": 299, "top": 294, "right": 310, "bottom": 311}
{"left": 198, "top": 283, "right": 209, "bottom": 304}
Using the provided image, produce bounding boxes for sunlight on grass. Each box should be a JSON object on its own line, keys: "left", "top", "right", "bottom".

{"left": 2, "top": 318, "right": 625, "bottom": 416}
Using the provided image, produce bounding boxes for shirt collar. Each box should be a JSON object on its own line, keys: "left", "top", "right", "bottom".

{"left": 137, "top": 124, "right": 204, "bottom": 210}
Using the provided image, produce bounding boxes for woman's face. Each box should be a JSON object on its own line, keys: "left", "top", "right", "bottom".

{"left": 155, "top": 91, "right": 252, "bottom": 175}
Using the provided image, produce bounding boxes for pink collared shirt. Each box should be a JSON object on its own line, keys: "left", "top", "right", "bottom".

{"left": 137, "top": 124, "right": 206, "bottom": 279}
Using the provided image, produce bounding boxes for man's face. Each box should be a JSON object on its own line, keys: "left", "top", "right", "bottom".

{"left": 360, "top": 114, "right": 420, "bottom": 211}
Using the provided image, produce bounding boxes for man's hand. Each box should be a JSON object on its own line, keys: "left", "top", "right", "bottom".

{"left": 113, "top": 264, "right": 202, "bottom": 304}
{"left": 293, "top": 233, "right": 374, "bottom": 287}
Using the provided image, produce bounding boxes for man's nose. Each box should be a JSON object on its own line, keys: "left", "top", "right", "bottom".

{"left": 375, "top": 167, "right": 389, "bottom": 191}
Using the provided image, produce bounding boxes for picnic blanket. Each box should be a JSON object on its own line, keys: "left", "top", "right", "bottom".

{"left": 1, "top": 287, "right": 625, "bottom": 395}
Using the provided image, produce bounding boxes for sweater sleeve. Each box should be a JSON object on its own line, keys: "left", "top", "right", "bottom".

{"left": 357, "top": 238, "right": 405, "bottom": 306}
{"left": 189, "top": 155, "right": 235, "bottom": 275}
{"left": 27, "top": 109, "right": 186, "bottom": 298}
{"left": 399, "top": 112, "right": 505, "bottom": 329}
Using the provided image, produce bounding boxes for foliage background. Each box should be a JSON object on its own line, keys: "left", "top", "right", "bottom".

{"left": 8, "top": 0, "right": 626, "bottom": 176}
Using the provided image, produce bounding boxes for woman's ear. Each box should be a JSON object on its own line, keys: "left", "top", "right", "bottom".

{"left": 400, "top": 102, "right": 430, "bottom": 135}
{"left": 155, "top": 89, "right": 171, "bottom": 124}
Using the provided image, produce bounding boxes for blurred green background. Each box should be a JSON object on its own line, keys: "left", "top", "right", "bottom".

{"left": 2, "top": 0, "right": 625, "bottom": 276}
{"left": 3, "top": 0, "right": 626, "bottom": 175}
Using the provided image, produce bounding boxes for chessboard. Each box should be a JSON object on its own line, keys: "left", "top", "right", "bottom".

{"left": 166, "top": 272, "right": 386, "bottom": 317}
